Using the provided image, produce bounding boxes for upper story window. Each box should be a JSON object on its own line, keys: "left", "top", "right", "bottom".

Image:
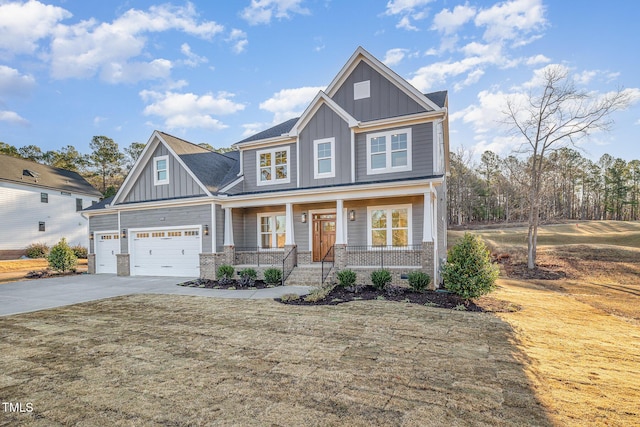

{"left": 313, "top": 138, "right": 335, "bottom": 179}
{"left": 154, "top": 155, "right": 169, "bottom": 186}
{"left": 257, "top": 147, "right": 290, "bottom": 186}
{"left": 38, "top": 221, "right": 45, "bottom": 232}
{"left": 76, "top": 198, "right": 83, "bottom": 212}
{"left": 366, "top": 128, "right": 412, "bottom": 175}
{"left": 40, "top": 192, "right": 48, "bottom": 203}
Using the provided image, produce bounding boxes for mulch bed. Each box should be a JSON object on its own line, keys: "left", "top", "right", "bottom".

{"left": 277, "top": 285, "right": 520, "bottom": 313}
{"left": 178, "top": 278, "right": 276, "bottom": 290}
{"left": 25, "top": 269, "right": 84, "bottom": 279}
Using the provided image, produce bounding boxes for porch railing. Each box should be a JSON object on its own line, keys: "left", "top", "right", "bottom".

{"left": 346, "top": 244, "right": 422, "bottom": 268}
{"left": 234, "top": 247, "right": 284, "bottom": 266}
{"left": 282, "top": 246, "right": 297, "bottom": 286}
{"left": 321, "top": 245, "right": 335, "bottom": 284}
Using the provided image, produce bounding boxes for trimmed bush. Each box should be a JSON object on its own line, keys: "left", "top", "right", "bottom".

{"left": 370, "top": 269, "right": 392, "bottom": 291}
{"left": 336, "top": 269, "right": 357, "bottom": 288}
{"left": 238, "top": 268, "right": 257, "bottom": 288}
{"left": 264, "top": 268, "right": 283, "bottom": 286}
{"left": 26, "top": 242, "right": 49, "bottom": 259}
{"left": 217, "top": 264, "right": 235, "bottom": 286}
{"left": 442, "top": 232, "right": 499, "bottom": 299}
{"left": 407, "top": 271, "right": 430, "bottom": 292}
{"left": 48, "top": 238, "right": 77, "bottom": 273}
{"left": 71, "top": 245, "right": 88, "bottom": 259}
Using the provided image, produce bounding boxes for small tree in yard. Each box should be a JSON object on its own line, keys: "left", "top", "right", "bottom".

{"left": 48, "top": 238, "right": 77, "bottom": 274}
{"left": 442, "top": 233, "right": 499, "bottom": 299}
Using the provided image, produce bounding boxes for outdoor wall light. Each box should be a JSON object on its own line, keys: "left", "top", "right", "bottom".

{"left": 349, "top": 210, "right": 356, "bottom": 221}
{"left": 121, "top": 228, "right": 127, "bottom": 239}
{"left": 204, "top": 224, "right": 209, "bottom": 236}
{"left": 301, "top": 212, "right": 307, "bottom": 223}
{"left": 89, "top": 231, "right": 94, "bottom": 240}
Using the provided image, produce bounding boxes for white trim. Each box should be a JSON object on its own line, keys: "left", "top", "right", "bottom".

{"left": 237, "top": 150, "right": 244, "bottom": 176}
{"left": 219, "top": 176, "right": 244, "bottom": 193}
{"left": 366, "top": 128, "right": 412, "bottom": 175}
{"left": 257, "top": 211, "right": 286, "bottom": 250}
{"left": 306, "top": 208, "right": 335, "bottom": 251}
{"left": 211, "top": 203, "right": 217, "bottom": 253}
{"left": 285, "top": 203, "right": 295, "bottom": 245}
{"left": 335, "top": 199, "right": 344, "bottom": 244}
{"left": 313, "top": 137, "right": 336, "bottom": 179}
{"left": 153, "top": 155, "right": 169, "bottom": 186}
{"left": 224, "top": 207, "right": 234, "bottom": 246}
{"left": 350, "top": 129, "right": 355, "bottom": 183}
{"left": 296, "top": 136, "right": 300, "bottom": 187}
{"left": 234, "top": 135, "right": 296, "bottom": 150}
{"left": 354, "top": 80, "right": 370, "bottom": 100}
{"left": 289, "top": 91, "right": 358, "bottom": 137}
{"left": 366, "top": 204, "right": 413, "bottom": 247}
{"left": 256, "top": 146, "right": 291, "bottom": 186}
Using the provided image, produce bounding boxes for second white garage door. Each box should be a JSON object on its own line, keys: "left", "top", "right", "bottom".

{"left": 95, "top": 232, "right": 119, "bottom": 274}
{"left": 130, "top": 228, "right": 201, "bottom": 277}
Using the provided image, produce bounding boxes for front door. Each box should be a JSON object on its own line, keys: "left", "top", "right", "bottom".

{"left": 312, "top": 213, "right": 336, "bottom": 262}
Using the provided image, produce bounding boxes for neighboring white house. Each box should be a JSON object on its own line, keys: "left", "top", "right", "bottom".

{"left": 0, "top": 154, "right": 102, "bottom": 258}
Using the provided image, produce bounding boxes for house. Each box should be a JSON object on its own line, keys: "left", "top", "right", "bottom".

{"left": 0, "top": 154, "right": 102, "bottom": 259}
{"left": 84, "top": 47, "right": 449, "bottom": 286}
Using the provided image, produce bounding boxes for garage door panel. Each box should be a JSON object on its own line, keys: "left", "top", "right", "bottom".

{"left": 131, "top": 228, "right": 200, "bottom": 277}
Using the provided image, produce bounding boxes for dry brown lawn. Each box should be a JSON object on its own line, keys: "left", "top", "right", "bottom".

{"left": 0, "top": 259, "right": 88, "bottom": 284}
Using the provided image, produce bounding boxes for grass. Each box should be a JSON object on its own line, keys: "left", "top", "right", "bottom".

{"left": 1, "top": 220, "right": 638, "bottom": 425}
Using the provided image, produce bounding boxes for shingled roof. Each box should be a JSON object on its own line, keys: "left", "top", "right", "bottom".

{"left": 0, "top": 154, "right": 101, "bottom": 197}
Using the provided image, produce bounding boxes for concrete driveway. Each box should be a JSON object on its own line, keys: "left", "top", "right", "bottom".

{"left": 0, "top": 275, "right": 312, "bottom": 316}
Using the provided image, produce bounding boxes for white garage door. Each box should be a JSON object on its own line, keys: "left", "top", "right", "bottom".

{"left": 95, "top": 232, "right": 119, "bottom": 274}
{"left": 131, "top": 228, "right": 201, "bottom": 277}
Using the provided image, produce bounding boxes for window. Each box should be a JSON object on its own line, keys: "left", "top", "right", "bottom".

{"left": 154, "top": 155, "right": 169, "bottom": 185}
{"left": 257, "top": 147, "right": 290, "bottom": 186}
{"left": 76, "top": 198, "right": 83, "bottom": 212}
{"left": 354, "top": 80, "right": 370, "bottom": 100}
{"left": 313, "top": 138, "right": 335, "bottom": 179}
{"left": 367, "top": 205, "right": 412, "bottom": 247}
{"left": 40, "top": 192, "right": 48, "bottom": 203}
{"left": 38, "top": 221, "right": 45, "bottom": 232}
{"left": 366, "top": 128, "right": 412, "bottom": 175}
{"left": 258, "top": 213, "right": 286, "bottom": 249}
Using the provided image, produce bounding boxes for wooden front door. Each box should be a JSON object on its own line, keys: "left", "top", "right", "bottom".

{"left": 312, "top": 213, "right": 336, "bottom": 262}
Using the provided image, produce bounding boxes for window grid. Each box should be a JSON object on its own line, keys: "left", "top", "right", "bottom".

{"left": 366, "top": 128, "right": 412, "bottom": 175}
{"left": 257, "top": 148, "right": 289, "bottom": 185}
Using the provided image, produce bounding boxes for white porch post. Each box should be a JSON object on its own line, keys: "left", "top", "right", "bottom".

{"left": 285, "top": 202, "right": 295, "bottom": 245}
{"left": 223, "top": 207, "right": 234, "bottom": 246}
{"left": 335, "top": 199, "right": 345, "bottom": 244}
{"left": 423, "top": 191, "right": 434, "bottom": 242}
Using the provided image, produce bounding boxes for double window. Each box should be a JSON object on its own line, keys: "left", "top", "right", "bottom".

{"left": 258, "top": 213, "right": 286, "bottom": 249}
{"left": 366, "top": 128, "right": 412, "bottom": 175}
{"left": 257, "top": 147, "right": 289, "bottom": 185}
{"left": 313, "top": 138, "right": 335, "bottom": 179}
{"left": 154, "top": 155, "right": 169, "bottom": 185}
{"left": 367, "top": 205, "right": 412, "bottom": 247}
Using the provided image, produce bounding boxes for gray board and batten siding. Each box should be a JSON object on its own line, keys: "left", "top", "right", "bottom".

{"left": 331, "top": 61, "right": 428, "bottom": 122}
{"left": 299, "top": 103, "right": 352, "bottom": 187}
{"left": 124, "top": 144, "right": 206, "bottom": 203}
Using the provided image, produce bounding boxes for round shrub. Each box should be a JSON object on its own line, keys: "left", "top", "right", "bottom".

{"left": 370, "top": 269, "right": 392, "bottom": 291}
{"left": 442, "top": 233, "right": 499, "bottom": 299}
{"left": 407, "top": 271, "right": 430, "bottom": 292}
{"left": 48, "top": 238, "right": 77, "bottom": 273}
{"left": 336, "top": 269, "right": 357, "bottom": 288}
{"left": 238, "top": 268, "right": 257, "bottom": 287}
{"left": 26, "top": 242, "right": 49, "bottom": 259}
{"left": 264, "top": 268, "right": 283, "bottom": 286}
{"left": 216, "top": 264, "right": 235, "bottom": 279}
{"left": 71, "top": 245, "right": 88, "bottom": 259}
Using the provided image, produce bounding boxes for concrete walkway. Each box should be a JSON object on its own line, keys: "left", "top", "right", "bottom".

{"left": 0, "top": 275, "right": 313, "bottom": 317}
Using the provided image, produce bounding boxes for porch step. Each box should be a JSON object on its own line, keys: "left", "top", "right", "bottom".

{"left": 285, "top": 265, "right": 334, "bottom": 286}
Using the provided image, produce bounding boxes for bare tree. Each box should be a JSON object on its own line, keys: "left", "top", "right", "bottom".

{"left": 504, "top": 65, "right": 631, "bottom": 269}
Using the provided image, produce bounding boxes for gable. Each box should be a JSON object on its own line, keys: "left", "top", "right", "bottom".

{"left": 331, "top": 61, "right": 428, "bottom": 122}
{"left": 122, "top": 142, "right": 207, "bottom": 204}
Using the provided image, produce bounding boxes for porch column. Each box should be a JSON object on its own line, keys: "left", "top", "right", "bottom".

{"left": 223, "top": 207, "right": 234, "bottom": 246}
{"left": 285, "top": 202, "right": 295, "bottom": 245}
{"left": 335, "top": 199, "right": 345, "bottom": 245}
{"left": 423, "top": 192, "right": 434, "bottom": 242}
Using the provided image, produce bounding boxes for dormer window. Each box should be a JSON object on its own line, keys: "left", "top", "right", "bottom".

{"left": 154, "top": 155, "right": 169, "bottom": 185}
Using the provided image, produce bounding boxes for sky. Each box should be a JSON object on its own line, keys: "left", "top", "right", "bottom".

{"left": 1, "top": 0, "right": 639, "bottom": 164}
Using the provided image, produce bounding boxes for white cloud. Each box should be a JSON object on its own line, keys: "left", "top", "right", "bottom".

{"left": 241, "top": 122, "right": 271, "bottom": 138}
{"left": 385, "top": 0, "right": 434, "bottom": 31}
{"left": 432, "top": 4, "right": 476, "bottom": 34}
{"left": 409, "top": 55, "right": 494, "bottom": 92}
{"left": 180, "top": 43, "right": 208, "bottom": 67}
{"left": 0, "top": 110, "right": 28, "bottom": 126}
{"left": 241, "top": 0, "right": 310, "bottom": 25}
{"left": 0, "top": 66, "right": 36, "bottom": 97}
{"left": 475, "top": 0, "right": 547, "bottom": 45}
{"left": 0, "top": 1, "right": 71, "bottom": 55}
{"left": 227, "top": 29, "right": 248, "bottom": 54}
{"left": 93, "top": 116, "right": 107, "bottom": 126}
{"left": 140, "top": 90, "right": 245, "bottom": 130}
{"left": 49, "top": 3, "right": 223, "bottom": 83}
{"left": 259, "top": 86, "right": 323, "bottom": 123}
{"left": 383, "top": 48, "right": 408, "bottom": 66}
{"left": 526, "top": 54, "right": 550, "bottom": 65}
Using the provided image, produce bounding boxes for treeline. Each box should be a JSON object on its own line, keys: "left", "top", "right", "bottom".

{"left": 0, "top": 137, "right": 229, "bottom": 197}
{"left": 448, "top": 147, "right": 640, "bottom": 225}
